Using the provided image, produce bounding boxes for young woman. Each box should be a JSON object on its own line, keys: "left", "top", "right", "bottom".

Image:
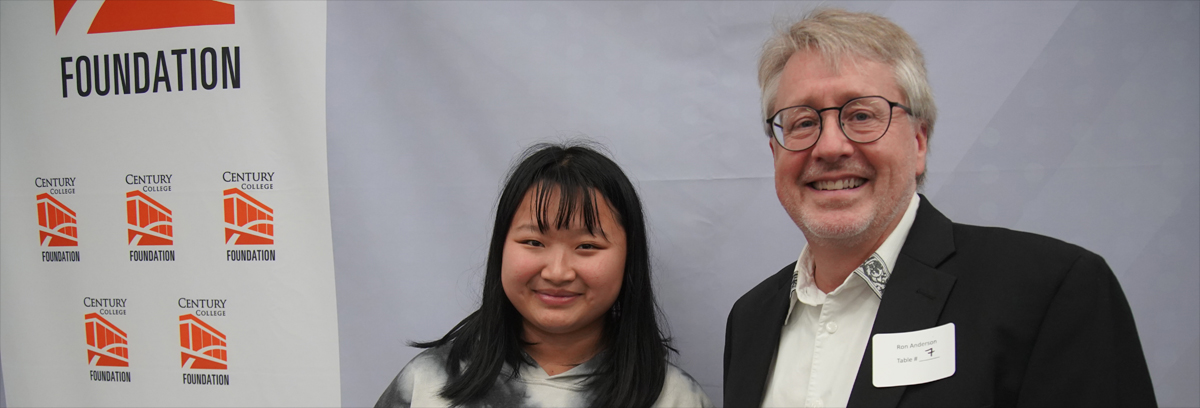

{"left": 376, "top": 143, "right": 711, "bottom": 408}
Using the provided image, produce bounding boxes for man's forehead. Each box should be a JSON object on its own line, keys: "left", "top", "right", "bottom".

{"left": 776, "top": 50, "right": 901, "bottom": 105}
{"left": 793, "top": 48, "right": 855, "bottom": 70}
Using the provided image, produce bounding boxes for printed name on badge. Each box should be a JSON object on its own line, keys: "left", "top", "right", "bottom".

{"left": 872, "top": 322, "right": 956, "bottom": 388}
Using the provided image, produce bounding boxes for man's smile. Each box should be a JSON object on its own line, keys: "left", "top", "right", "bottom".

{"left": 810, "top": 178, "right": 866, "bottom": 191}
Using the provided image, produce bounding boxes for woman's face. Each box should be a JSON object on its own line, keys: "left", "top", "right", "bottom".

{"left": 501, "top": 188, "right": 626, "bottom": 343}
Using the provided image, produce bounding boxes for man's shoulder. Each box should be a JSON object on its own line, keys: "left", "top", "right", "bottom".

{"left": 932, "top": 219, "right": 1113, "bottom": 294}
{"left": 911, "top": 198, "right": 1110, "bottom": 287}
{"left": 949, "top": 221, "right": 1094, "bottom": 264}
{"left": 914, "top": 196, "right": 1096, "bottom": 266}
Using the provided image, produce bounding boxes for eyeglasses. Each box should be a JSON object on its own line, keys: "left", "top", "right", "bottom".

{"left": 766, "top": 96, "right": 913, "bottom": 152}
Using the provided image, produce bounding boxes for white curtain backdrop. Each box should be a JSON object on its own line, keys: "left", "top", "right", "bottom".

{"left": 322, "top": 1, "right": 1200, "bottom": 407}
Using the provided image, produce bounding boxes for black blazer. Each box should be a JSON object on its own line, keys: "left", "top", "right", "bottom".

{"left": 724, "top": 196, "right": 1156, "bottom": 407}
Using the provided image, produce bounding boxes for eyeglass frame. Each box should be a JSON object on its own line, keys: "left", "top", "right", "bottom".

{"left": 766, "top": 95, "right": 914, "bottom": 152}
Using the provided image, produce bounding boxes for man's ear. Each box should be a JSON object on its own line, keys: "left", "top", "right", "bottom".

{"left": 914, "top": 122, "right": 929, "bottom": 177}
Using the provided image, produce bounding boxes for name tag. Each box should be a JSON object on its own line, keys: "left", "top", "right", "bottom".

{"left": 872, "top": 323, "right": 956, "bottom": 387}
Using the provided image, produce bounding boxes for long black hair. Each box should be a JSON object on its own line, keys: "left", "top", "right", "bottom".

{"left": 412, "top": 142, "right": 671, "bottom": 407}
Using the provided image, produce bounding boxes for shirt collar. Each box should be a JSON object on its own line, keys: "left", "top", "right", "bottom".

{"left": 517, "top": 348, "right": 604, "bottom": 383}
{"left": 785, "top": 193, "right": 921, "bottom": 323}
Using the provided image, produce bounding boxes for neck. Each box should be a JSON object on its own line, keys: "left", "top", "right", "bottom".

{"left": 807, "top": 238, "right": 882, "bottom": 293}
{"left": 522, "top": 319, "right": 605, "bottom": 376}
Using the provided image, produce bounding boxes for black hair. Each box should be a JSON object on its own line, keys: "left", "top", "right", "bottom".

{"left": 412, "top": 142, "right": 671, "bottom": 407}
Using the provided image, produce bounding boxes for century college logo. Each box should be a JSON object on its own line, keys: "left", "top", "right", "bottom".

{"left": 37, "top": 193, "right": 77, "bottom": 247}
{"left": 37, "top": 192, "right": 82, "bottom": 262}
{"left": 127, "top": 185, "right": 176, "bottom": 262}
{"left": 85, "top": 313, "right": 129, "bottom": 367}
{"left": 223, "top": 188, "right": 273, "bottom": 245}
{"left": 179, "top": 313, "right": 227, "bottom": 368}
{"left": 179, "top": 312, "right": 231, "bottom": 385}
{"left": 126, "top": 190, "right": 173, "bottom": 246}
{"left": 84, "top": 297, "right": 132, "bottom": 383}
{"left": 224, "top": 185, "right": 276, "bottom": 262}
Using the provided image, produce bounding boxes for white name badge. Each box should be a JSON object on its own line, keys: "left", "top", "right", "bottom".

{"left": 872, "top": 323, "right": 956, "bottom": 388}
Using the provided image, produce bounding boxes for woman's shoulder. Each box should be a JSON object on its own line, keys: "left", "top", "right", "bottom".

{"left": 409, "top": 345, "right": 453, "bottom": 369}
{"left": 397, "top": 345, "right": 455, "bottom": 381}
{"left": 654, "top": 363, "right": 714, "bottom": 408}
{"left": 375, "top": 346, "right": 454, "bottom": 408}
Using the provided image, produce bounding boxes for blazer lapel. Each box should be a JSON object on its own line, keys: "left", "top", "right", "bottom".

{"left": 847, "top": 196, "right": 958, "bottom": 408}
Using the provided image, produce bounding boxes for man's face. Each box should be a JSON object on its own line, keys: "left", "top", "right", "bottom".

{"left": 770, "top": 50, "right": 927, "bottom": 247}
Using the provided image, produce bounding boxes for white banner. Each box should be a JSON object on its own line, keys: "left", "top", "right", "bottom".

{"left": 0, "top": 1, "right": 339, "bottom": 406}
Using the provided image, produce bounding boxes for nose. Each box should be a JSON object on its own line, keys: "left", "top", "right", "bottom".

{"left": 541, "top": 248, "right": 576, "bottom": 284}
{"left": 809, "top": 111, "right": 854, "bottom": 160}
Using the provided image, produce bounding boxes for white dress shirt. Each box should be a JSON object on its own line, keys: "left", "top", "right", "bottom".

{"left": 762, "top": 193, "right": 920, "bottom": 408}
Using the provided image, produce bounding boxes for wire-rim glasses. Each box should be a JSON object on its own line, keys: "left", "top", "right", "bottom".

{"left": 767, "top": 96, "right": 913, "bottom": 152}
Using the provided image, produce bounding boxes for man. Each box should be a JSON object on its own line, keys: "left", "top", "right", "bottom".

{"left": 723, "top": 9, "right": 1156, "bottom": 408}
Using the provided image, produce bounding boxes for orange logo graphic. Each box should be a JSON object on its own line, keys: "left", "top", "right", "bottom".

{"left": 223, "top": 188, "right": 273, "bottom": 245}
{"left": 179, "top": 314, "right": 227, "bottom": 369}
{"left": 54, "top": 0, "right": 234, "bottom": 35}
{"left": 126, "top": 190, "right": 173, "bottom": 245}
{"left": 85, "top": 313, "right": 129, "bottom": 367}
{"left": 37, "top": 193, "right": 78, "bottom": 247}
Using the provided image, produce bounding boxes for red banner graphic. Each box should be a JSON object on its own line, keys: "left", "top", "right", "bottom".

{"left": 126, "top": 190, "right": 173, "bottom": 246}
{"left": 179, "top": 314, "right": 227, "bottom": 370}
{"left": 37, "top": 193, "right": 78, "bottom": 247}
{"left": 54, "top": 0, "right": 234, "bottom": 35}
{"left": 223, "top": 188, "right": 274, "bottom": 245}
{"left": 85, "top": 313, "right": 129, "bottom": 367}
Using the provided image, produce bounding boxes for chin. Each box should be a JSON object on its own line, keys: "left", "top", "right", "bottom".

{"left": 529, "top": 315, "right": 581, "bottom": 333}
{"left": 791, "top": 203, "right": 870, "bottom": 236}
{"left": 801, "top": 219, "right": 872, "bottom": 242}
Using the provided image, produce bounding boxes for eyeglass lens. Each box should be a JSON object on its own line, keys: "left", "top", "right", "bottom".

{"left": 772, "top": 96, "right": 894, "bottom": 151}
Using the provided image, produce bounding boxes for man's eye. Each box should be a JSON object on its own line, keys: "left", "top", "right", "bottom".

{"left": 789, "top": 119, "right": 817, "bottom": 131}
{"left": 846, "top": 111, "right": 875, "bottom": 122}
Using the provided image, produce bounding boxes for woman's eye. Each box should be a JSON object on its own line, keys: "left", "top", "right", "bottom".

{"left": 577, "top": 243, "right": 598, "bottom": 250}
{"left": 522, "top": 240, "right": 543, "bottom": 247}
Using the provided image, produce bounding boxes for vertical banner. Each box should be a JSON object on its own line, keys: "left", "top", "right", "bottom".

{"left": 0, "top": 1, "right": 339, "bottom": 406}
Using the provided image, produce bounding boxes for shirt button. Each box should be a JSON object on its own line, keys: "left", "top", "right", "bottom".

{"left": 826, "top": 322, "right": 838, "bottom": 333}
{"left": 810, "top": 398, "right": 824, "bottom": 406}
